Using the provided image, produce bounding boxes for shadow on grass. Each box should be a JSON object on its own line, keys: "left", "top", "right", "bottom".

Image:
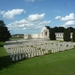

{"left": 0, "top": 55, "right": 27, "bottom": 70}
{"left": 0, "top": 55, "right": 17, "bottom": 70}
{"left": 0, "top": 44, "right": 3, "bottom": 47}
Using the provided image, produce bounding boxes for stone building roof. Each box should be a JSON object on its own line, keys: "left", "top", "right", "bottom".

{"left": 41, "top": 26, "right": 49, "bottom": 33}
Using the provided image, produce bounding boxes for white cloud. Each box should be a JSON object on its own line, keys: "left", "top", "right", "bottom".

{"left": 27, "top": 13, "right": 45, "bottom": 21}
{"left": 55, "top": 16, "right": 61, "bottom": 19}
{"left": 38, "top": 20, "right": 51, "bottom": 25}
{"left": 55, "top": 13, "right": 75, "bottom": 28}
{"left": 7, "top": 13, "right": 51, "bottom": 30}
{"left": 62, "top": 20, "right": 75, "bottom": 27}
{"left": 24, "top": 0, "right": 44, "bottom": 6}
{"left": 24, "top": 0, "right": 35, "bottom": 2}
{"left": 64, "top": 20, "right": 75, "bottom": 25}
{"left": 61, "top": 13, "right": 75, "bottom": 21}
{"left": 55, "top": 13, "right": 75, "bottom": 21}
{"left": 0, "top": 9, "right": 26, "bottom": 19}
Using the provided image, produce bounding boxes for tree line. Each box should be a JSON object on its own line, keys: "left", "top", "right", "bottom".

{"left": 46, "top": 26, "right": 75, "bottom": 42}
{"left": 0, "top": 20, "right": 11, "bottom": 42}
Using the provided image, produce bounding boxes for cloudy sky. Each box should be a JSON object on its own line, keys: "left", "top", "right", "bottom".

{"left": 0, "top": 0, "right": 75, "bottom": 34}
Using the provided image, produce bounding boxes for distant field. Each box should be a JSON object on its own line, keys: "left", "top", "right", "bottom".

{"left": 10, "top": 36, "right": 23, "bottom": 40}
{"left": 0, "top": 43, "right": 75, "bottom": 75}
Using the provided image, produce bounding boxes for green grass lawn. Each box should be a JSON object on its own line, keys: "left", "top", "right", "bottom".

{"left": 0, "top": 44, "right": 75, "bottom": 75}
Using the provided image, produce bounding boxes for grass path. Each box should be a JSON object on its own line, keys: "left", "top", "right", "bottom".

{"left": 0, "top": 45, "right": 75, "bottom": 75}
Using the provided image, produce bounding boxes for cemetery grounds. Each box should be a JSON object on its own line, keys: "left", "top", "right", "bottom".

{"left": 0, "top": 39, "right": 75, "bottom": 75}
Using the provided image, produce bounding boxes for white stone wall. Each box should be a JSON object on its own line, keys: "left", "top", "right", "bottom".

{"left": 55, "top": 32, "right": 73, "bottom": 40}
{"left": 24, "top": 34, "right": 28, "bottom": 39}
{"left": 24, "top": 33, "right": 47, "bottom": 39}
{"left": 55, "top": 33, "right": 63, "bottom": 40}
{"left": 31, "top": 34, "right": 40, "bottom": 39}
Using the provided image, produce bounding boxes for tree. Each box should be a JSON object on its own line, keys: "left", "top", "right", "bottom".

{"left": 72, "top": 28, "right": 75, "bottom": 42}
{"left": 50, "top": 28, "right": 56, "bottom": 40}
{"left": 45, "top": 26, "right": 50, "bottom": 30}
{"left": 0, "top": 20, "right": 11, "bottom": 42}
{"left": 53, "top": 27, "right": 59, "bottom": 32}
{"left": 63, "top": 28, "right": 71, "bottom": 41}
{"left": 54, "top": 26, "right": 65, "bottom": 32}
{"left": 67, "top": 27, "right": 73, "bottom": 32}
{"left": 58, "top": 27, "right": 65, "bottom": 32}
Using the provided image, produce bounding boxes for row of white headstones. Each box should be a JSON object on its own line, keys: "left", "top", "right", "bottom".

{"left": 4, "top": 41, "right": 75, "bottom": 61}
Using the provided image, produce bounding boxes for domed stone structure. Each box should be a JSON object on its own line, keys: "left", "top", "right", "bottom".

{"left": 41, "top": 26, "right": 49, "bottom": 39}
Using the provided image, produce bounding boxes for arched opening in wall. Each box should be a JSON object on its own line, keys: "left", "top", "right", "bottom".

{"left": 45, "top": 32, "right": 47, "bottom": 36}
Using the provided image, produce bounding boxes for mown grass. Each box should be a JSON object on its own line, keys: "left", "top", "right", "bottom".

{"left": 0, "top": 42, "right": 7, "bottom": 56}
{"left": 0, "top": 43, "right": 75, "bottom": 75}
